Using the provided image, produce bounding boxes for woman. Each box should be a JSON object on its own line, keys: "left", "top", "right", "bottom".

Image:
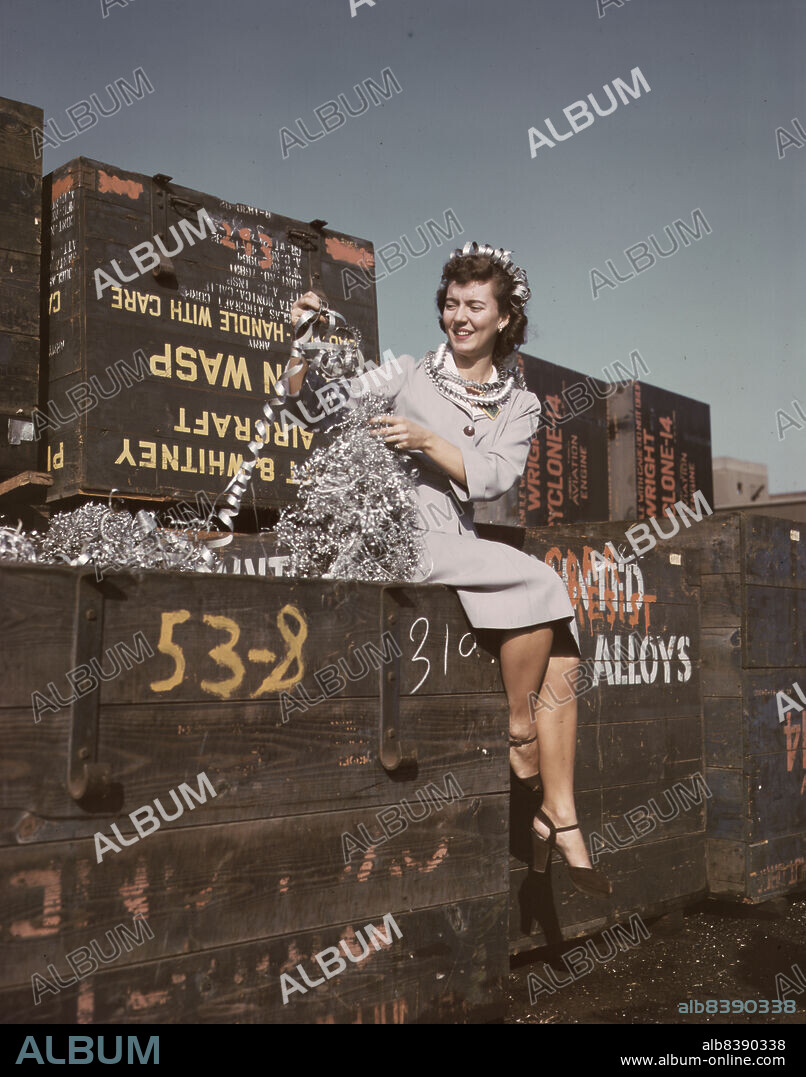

{"left": 287, "top": 241, "right": 611, "bottom": 897}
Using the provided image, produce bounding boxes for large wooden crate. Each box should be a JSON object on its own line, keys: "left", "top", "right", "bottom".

{"left": 0, "top": 564, "right": 508, "bottom": 1023}
{"left": 475, "top": 354, "right": 713, "bottom": 530}
{"left": 474, "top": 352, "right": 610, "bottom": 529}
{"left": 42, "top": 156, "right": 380, "bottom": 509}
{"left": 477, "top": 522, "right": 706, "bottom": 952}
{"left": 0, "top": 97, "right": 43, "bottom": 479}
{"left": 672, "top": 512, "right": 806, "bottom": 901}
{"left": 199, "top": 524, "right": 707, "bottom": 954}
{"left": 608, "top": 379, "right": 713, "bottom": 521}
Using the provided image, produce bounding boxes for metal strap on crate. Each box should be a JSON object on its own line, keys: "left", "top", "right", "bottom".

{"left": 378, "top": 586, "right": 416, "bottom": 772}
{"left": 66, "top": 572, "right": 112, "bottom": 805}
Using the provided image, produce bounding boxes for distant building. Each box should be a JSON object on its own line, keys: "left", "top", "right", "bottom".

{"left": 713, "top": 457, "right": 806, "bottom": 524}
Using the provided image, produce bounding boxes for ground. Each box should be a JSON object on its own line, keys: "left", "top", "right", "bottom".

{"left": 506, "top": 893, "right": 806, "bottom": 1025}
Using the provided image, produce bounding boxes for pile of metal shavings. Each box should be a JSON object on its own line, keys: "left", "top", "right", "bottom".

{"left": 0, "top": 502, "right": 221, "bottom": 575}
{"left": 275, "top": 394, "right": 428, "bottom": 583}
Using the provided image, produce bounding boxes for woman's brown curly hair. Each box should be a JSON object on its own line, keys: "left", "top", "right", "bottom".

{"left": 435, "top": 252, "right": 529, "bottom": 367}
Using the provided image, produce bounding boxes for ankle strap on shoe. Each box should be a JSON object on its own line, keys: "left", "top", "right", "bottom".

{"left": 509, "top": 732, "right": 537, "bottom": 748}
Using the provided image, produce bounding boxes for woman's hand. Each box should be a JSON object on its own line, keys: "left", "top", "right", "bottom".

{"left": 369, "top": 414, "right": 432, "bottom": 452}
{"left": 290, "top": 290, "right": 325, "bottom": 329}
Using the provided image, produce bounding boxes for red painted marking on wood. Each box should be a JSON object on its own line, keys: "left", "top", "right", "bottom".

{"left": 547, "top": 544, "right": 658, "bottom": 634}
{"left": 171, "top": 973, "right": 186, "bottom": 984}
{"left": 278, "top": 876, "right": 290, "bottom": 894}
{"left": 51, "top": 175, "right": 73, "bottom": 202}
{"left": 396, "top": 840, "right": 449, "bottom": 876}
{"left": 256, "top": 954, "right": 270, "bottom": 974}
{"left": 424, "top": 841, "right": 449, "bottom": 872}
{"left": 193, "top": 885, "right": 214, "bottom": 909}
{"left": 357, "top": 847, "right": 377, "bottom": 883}
{"left": 76, "top": 980, "right": 94, "bottom": 1024}
{"left": 9, "top": 868, "right": 61, "bottom": 937}
{"left": 352, "top": 998, "right": 407, "bottom": 1024}
{"left": 128, "top": 988, "right": 170, "bottom": 1012}
{"left": 753, "top": 856, "right": 806, "bottom": 892}
{"left": 119, "top": 862, "right": 149, "bottom": 920}
{"left": 324, "top": 236, "right": 375, "bottom": 268}
{"left": 280, "top": 943, "right": 303, "bottom": 975}
{"left": 97, "top": 170, "right": 145, "bottom": 201}
{"left": 75, "top": 860, "right": 92, "bottom": 927}
{"left": 784, "top": 712, "right": 806, "bottom": 787}
{"left": 340, "top": 926, "right": 371, "bottom": 965}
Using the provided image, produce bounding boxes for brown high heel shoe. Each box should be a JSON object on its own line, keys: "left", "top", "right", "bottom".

{"left": 530, "top": 806, "right": 612, "bottom": 897}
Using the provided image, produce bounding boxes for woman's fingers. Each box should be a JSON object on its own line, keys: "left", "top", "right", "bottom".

{"left": 290, "top": 291, "right": 322, "bottom": 326}
{"left": 368, "top": 417, "right": 406, "bottom": 444}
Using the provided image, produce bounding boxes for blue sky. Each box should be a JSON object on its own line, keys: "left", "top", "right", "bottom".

{"left": 3, "top": 0, "right": 804, "bottom": 491}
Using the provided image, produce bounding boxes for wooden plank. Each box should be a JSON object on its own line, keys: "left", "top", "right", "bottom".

{"left": 590, "top": 716, "right": 701, "bottom": 789}
{"left": 704, "top": 697, "right": 743, "bottom": 768}
{"left": 0, "top": 166, "right": 41, "bottom": 257}
{"left": 747, "top": 752, "right": 806, "bottom": 841}
{"left": 0, "top": 567, "right": 503, "bottom": 708}
{"left": 0, "top": 797, "right": 508, "bottom": 988}
{"left": 0, "top": 894, "right": 508, "bottom": 1024}
{"left": 520, "top": 525, "right": 701, "bottom": 606}
{"left": 743, "top": 514, "right": 806, "bottom": 590}
{"left": 669, "top": 512, "right": 741, "bottom": 576}
{"left": 746, "top": 834, "right": 806, "bottom": 901}
{"left": 0, "top": 250, "right": 40, "bottom": 337}
{"left": 700, "top": 628, "right": 741, "bottom": 697}
{"left": 0, "top": 693, "right": 507, "bottom": 846}
{"left": 700, "top": 572, "right": 742, "bottom": 627}
{"left": 600, "top": 775, "right": 707, "bottom": 846}
{"left": 0, "top": 332, "right": 40, "bottom": 414}
{"left": 742, "top": 669, "right": 806, "bottom": 756}
{"left": 704, "top": 767, "right": 746, "bottom": 842}
{"left": 744, "top": 586, "right": 806, "bottom": 668}
{"left": 0, "top": 470, "right": 52, "bottom": 498}
{"left": 0, "top": 418, "right": 39, "bottom": 481}
{"left": 706, "top": 838, "right": 746, "bottom": 896}
{"left": 0, "top": 97, "right": 43, "bottom": 173}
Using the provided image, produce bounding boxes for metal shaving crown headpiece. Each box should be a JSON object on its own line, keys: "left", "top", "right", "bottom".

{"left": 447, "top": 241, "right": 531, "bottom": 307}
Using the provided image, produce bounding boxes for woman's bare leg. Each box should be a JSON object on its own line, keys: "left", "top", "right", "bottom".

{"left": 500, "top": 623, "right": 593, "bottom": 870}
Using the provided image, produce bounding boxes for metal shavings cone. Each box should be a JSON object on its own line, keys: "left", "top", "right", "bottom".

{"left": 275, "top": 395, "right": 427, "bottom": 582}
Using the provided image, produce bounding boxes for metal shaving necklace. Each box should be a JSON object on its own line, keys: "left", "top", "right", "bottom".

{"left": 424, "top": 341, "right": 516, "bottom": 418}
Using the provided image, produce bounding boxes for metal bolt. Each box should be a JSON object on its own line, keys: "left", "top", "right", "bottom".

{"left": 78, "top": 747, "right": 89, "bottom": 759}
{"left": 387, "top": 670, "right": 396, "bottom": 683}
{"left": 85, "top": 609, "right": 97, "bottom": 621}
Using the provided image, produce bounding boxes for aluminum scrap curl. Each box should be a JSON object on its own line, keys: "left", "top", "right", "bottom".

{"left": 0, "top": 501, "right": 219, "bottom": 575}
{"left": 274, "top": 394, "right": 428, "bottom": 583}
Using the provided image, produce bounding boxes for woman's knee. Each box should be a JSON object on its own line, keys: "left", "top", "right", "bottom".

{"left": 508, "top": 702, "right": 535, "bottom": 740}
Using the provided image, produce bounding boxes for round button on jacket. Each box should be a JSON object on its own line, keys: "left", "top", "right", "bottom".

{"left": 463, "top": 424, "right": 475, "bottom": 437}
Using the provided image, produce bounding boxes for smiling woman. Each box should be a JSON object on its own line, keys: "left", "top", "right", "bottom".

{"left": 286, "top": 240, "right": 613, "bottom": 898}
